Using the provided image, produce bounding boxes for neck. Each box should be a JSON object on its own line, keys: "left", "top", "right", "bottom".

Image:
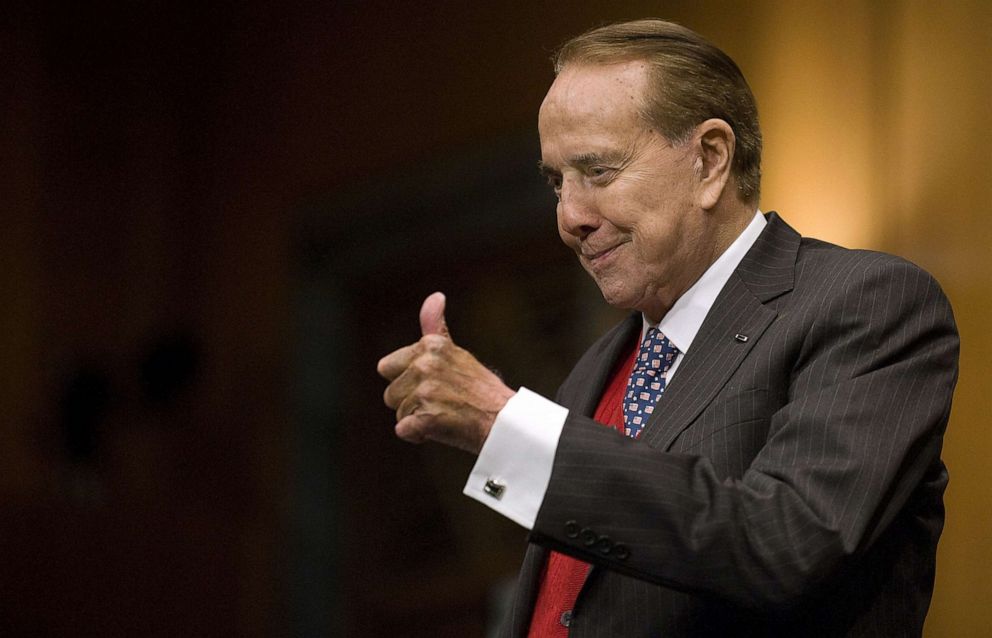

{"left": 640, "top": 202, "right": 756, "bottom": 323}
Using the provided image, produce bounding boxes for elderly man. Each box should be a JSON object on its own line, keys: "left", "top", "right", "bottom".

{"left": 377, "top": 19, "right": 958, "bottom": 637}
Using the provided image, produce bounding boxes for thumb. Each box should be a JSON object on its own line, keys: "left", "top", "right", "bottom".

{"left": 419, "top": 291, "right": 451, "bottom": 338}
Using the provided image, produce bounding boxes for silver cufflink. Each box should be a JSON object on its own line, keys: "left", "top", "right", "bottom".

{"left": 483, "top": 478, "right": 506, "bottom": 500}
{"left": 734, "top": 333, "right": 749, "bottom": 342}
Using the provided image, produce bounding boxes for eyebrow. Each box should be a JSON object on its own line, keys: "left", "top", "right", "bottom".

{"left": 537, "top": 151, "right": 628, "bottom": 177}
{"left": 537, "top": 161, "right": 559, "bottom": 178}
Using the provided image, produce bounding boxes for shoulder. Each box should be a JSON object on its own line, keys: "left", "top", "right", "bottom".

{"left": 794, "top": 237, "right": 951, "bottom": 311}
{"left": 748, "top": 217, "right": 958, "bottom": 367}
{"left": 753, "top": 212, "right": 947, "bottom": 294}
{"left": 785, "top": 238, "right": 958, "bottom": 373}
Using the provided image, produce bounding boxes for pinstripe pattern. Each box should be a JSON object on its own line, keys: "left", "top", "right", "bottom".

{"left": 503, "top": 213, "right": 959, "bottom": 637}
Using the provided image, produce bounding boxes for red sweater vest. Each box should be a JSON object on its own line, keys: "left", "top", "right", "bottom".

{"left": 527, "top": 335, "right": 639, "bottom": 637}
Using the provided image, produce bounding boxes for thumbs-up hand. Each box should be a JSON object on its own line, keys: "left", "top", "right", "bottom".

{"left": 377, "top": 292, "right": 515, "bottom": 454}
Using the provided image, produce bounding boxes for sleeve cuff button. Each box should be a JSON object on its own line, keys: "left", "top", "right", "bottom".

{"left": 580, "top": 528, "right": 597, "bottom": 547}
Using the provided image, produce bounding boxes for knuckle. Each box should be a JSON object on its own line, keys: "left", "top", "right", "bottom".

{"left": 412, "top": 355, "right": 439, "bottom": 376}
{"left": 420, "top": 334, "right": 447, "bottom": 352}
{"left": 418, "top": 379, "right": 439, "bottom": 397}
{"left": 383, "top": 387, "right": 397, "bottom": 408}
{"left": 410, "top": 358, "right": 428, "bottom": 375}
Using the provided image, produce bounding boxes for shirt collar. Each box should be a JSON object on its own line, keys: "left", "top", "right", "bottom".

{"left": 644, "top": 210, "right": 767, "bottom": 353}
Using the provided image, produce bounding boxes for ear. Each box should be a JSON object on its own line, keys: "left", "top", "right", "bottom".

{"left": 693, "top": 118, "right": 735, "bottom": 210}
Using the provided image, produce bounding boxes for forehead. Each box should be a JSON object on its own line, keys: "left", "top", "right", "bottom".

{"left": 539, "top": 61, "right": 650, "bottom": 128}
{"left": 538, "top": 61, "right": 653, "bottom": 162}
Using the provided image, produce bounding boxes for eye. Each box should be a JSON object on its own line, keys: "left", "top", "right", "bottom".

{"left": 588, "top": 166, "right": 613, "bottom": 180}
{"left": 546, "top": 174, "right": 563, "bottom": 197}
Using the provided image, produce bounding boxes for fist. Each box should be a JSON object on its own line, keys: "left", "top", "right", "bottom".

{"left": 376, "top": 292, "right": 516, "bottom": 454}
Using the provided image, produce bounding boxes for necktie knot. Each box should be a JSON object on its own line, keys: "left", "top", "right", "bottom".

{"left": 623, "top": 328, "right": 678, "bottom": 439}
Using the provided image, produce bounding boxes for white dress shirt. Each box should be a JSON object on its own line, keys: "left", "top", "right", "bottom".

{"left": 464, "top": 211, "right": 767, "bottom": 528}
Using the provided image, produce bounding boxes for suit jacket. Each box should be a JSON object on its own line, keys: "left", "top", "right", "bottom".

{"left": 502, "top": 213, "right": 959, "bottom": 637}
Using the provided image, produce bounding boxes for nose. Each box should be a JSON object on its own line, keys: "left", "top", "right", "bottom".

{"left": 557, "top": 179, "right": 600, "bottom": 240}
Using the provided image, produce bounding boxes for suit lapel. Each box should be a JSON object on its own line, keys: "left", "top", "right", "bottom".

{"left": 640, "top": 280, "right": 776, "bottom": 451}
{"left": 557, "top": 312, "right": 641, "bottom": 416}
{"left": 641, "top": 212, "right": 800, "bottom": 451}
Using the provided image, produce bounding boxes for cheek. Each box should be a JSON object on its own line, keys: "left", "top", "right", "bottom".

{"left": 629, "top": 219, "right": 678, "bottom": 270}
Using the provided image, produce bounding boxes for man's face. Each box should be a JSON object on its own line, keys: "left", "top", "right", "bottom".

{"left": 538, "top": 61, "right": 717, "bottom": 321}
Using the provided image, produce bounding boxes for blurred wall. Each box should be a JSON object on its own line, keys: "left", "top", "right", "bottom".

{"left": 1, "top": 1, "right": 988, "bottom": 636}
{"left": 731, "top": 4, "right": 992, "bottom": 635}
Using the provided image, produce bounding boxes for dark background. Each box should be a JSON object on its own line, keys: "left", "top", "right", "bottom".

{"left": 2, "top": 2, "right": 989, "bottom": 636}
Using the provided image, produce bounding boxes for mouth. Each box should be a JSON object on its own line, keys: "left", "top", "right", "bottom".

{"left": 582, "top": 242, "right": 626, "bottom": 266}
{"left": 582, "top": 242, "right": 623, "bottom": 261}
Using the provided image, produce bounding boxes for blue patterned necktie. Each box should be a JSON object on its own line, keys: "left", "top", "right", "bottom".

{"left": 623, "top": 328, "right": 679, "bottom": 439}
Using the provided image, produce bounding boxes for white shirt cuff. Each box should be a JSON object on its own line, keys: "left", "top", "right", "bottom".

{"left": 463, "top": 387, "right": 568, "bottom": 529}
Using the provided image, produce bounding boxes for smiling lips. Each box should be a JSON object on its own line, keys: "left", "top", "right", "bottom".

{"left": 582, "top": 242, "right": 625, "bottom": 266}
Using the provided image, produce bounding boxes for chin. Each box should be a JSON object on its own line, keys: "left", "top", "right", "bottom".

{"left": 595, "top": 281, "right": 639, "bottom": 312}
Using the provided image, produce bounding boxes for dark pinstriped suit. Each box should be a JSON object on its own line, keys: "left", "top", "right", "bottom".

{"left": 502, "top": 213, "right": 959, "bottom": 637}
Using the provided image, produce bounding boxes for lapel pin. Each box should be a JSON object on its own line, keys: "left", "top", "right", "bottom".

{"left": 734, "top": 333, "right": 749, "bottom": 343}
